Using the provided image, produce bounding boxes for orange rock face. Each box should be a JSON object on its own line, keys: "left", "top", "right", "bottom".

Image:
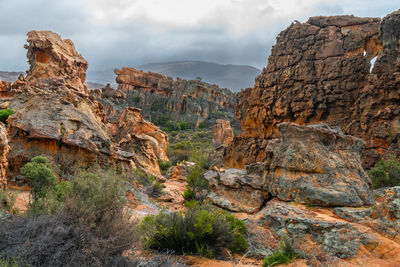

{"left": 230, "top": 12, "right": 400, "bottom": 168}
{"left": 212, "top": 119, "right": 234, "bottom": 146}
{"left": 0, "top": 122, "right": 9, "bottom": 188}
{"left": 108, "top": 107, "right": 168, "bottom": 175}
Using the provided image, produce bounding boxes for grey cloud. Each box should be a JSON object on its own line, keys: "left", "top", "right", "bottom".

{"left": 0, "top": 0, "right": 398, "bottom": 73}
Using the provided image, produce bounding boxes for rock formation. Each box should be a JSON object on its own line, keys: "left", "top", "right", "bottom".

{"left": 107, "top": 107, "right": 168, "bottom": 175}
{"left": 212, "top": 119, "right": 234, "bottom": 146}
{"left": 0, "top": 31, "right": 168, "bottom": 178}
{"left": 0, "top": 123, "right": 9, "bottom": 188}
{"left": 93, "top": 67, "right": 239, "bottom": 129}
{"left": 230, "top": 11, "right": 400, "bottom": 168}
{"left": 205, "top": 123, "right": 374, "bottom": 211}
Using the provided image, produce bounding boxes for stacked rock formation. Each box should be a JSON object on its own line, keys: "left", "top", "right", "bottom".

{"left": 0, "top": 123, "right": 9, "bottom": 188}
{"left": 230, "top": 11, "right": 400, "bottom": 168}
{"left": 0, "top": 31, "right": 168, "bottom": 177}
{"left": 93, "top": 67, "right": 238, "bottom": 129}
{"left": 212, "top": 119, "right": 234, "bottom": 146}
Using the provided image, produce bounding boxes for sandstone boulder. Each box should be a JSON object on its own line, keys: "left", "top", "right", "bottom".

{"left": 212, "top": 119, "right": 234, "bottom": 146}
{"left": 206, "top": 123, "right": 374, "bottom": 208}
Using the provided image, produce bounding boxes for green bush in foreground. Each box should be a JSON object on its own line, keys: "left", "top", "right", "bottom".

{"left": 21, "top": 156, "right": 58, "bottom": 201}
{"left": 0, "top": 109, "right": 14, "bottom": 123}
{"left": 368, "top": 158, "right": 400, "bottom": 188}
{"left": 263, "top": 237, "right": 301, "bottom": 266}
{"left": 139, "top": 205, "right": 247, "bottom": 258}
{"left": 0, "top": 190, "right": 16, "bottom": 213}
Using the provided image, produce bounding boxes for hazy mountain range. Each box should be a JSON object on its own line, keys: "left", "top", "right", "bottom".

{"left": 1, "top": 61, "right": 261, "bottom": 92}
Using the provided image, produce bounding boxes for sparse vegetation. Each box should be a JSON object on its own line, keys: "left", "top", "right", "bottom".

{"left": 0, "top": 189, "right": 16, "bottom": 214}
{"left": 263, "top": 236, "right": 301, "bottom": 266}
{"left": 368, "top": 158, "right": 400, "bottom": 188}
{"left": 0, "top": 108, "right": 14, "bottom": 123}
{"left": 157, "top": 159, "right": 172, "bottom": 171}
{"left": 0, "top": 167, "right": 137, "bottom": 266}
{"left": 134, "top": 168, "right": 164, "bottom": 198}
{"left": 139, "top": 205, "right": 247, "bottom": 258}
{"left": 152, "top": 115, "right": 194, "bottom": 133}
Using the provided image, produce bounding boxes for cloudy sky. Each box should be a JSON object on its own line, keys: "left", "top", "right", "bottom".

{"left": 0, "top": 0, "right": 398, "bottom": 71}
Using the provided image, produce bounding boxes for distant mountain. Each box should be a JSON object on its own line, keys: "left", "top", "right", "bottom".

{"left": 138, "top": 61, "right": 260, "bottom": 92}
{"left": 0, "top": 71, "right": 23, "bottom": 82}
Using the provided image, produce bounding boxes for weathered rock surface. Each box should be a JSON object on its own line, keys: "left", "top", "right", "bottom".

{"left": 0, "top": 31, "right": 167, "bottom": 178}
{"left": 212, "top": 119, "right": 234, "bottom": 146}
{"left": 0, "top": 123, "right": 9, "bottom": 188}
{"left": 230, "top": 11, "right": 400, "bottom": 168}
{"left": 246, "top": 198, "right": 400, "bottom": 266}
{"left": 108, "top": 107, "right": 168, "bottom": 175}
{"left": 206, "top": 123, "right": 374, "bottom": 208}
{"left": 92, "top": 67, "right": 239, "bottom": 129}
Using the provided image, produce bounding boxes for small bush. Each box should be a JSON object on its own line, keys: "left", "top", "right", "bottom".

{"left": 368, "top": 158, "right": 400, "bottom": 188}
{"left": 0, "top": 108, "right": 14, "bottom": 123}
{"left": 21, "top": 156, "right": 58, "bottom": 201}
{"left": 139, "top": 205, "right": 247, "bottom": 258}
{"left": 182, "top": 187, "right": 196, "bottom": 202}
{"left": 185, "top": 164, "right": 208, "bottom": 201}
{"left": 158, "top": 159, "right": 172, "bottom": 171}
{"left": 146, "top": 182, "right": 164, "bottom": 198}
{"left": 263, "top": 236, "right": 301, "bottom": 266}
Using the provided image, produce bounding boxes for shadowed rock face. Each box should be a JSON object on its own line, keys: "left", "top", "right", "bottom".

{"left": 0, "top": 31, "right": 168, "bottom": 178}
{"left": 231, "top": 11, "right": 400, "bottom": 168}
{"left": 92, "top": 67, "right": 238, "bottom": 129}
{"left": 205, "top": 123, "right": 374, "bottom": 211}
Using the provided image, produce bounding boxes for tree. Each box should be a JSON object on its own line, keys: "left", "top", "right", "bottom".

{"left": 21, "top": 156, "right": 58, "bottom": 201}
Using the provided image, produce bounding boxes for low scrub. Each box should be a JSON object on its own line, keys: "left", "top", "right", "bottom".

{"left": 368, "top": 158, "right": 400, "bottom": 188}
{"left": 134, "top": 169, "right": 163, "bottom": 198}
{"left": 0, "top": 189, "right": 16, "bottom": 214}
{"left": 263, "top": 237, "right": 301, "bottom": 266}
{"left": 157, "top": 159, "right": 172, "bottom": 171}
{"left": 0, "top": 163, "right": 136, "bottom": 266}
{"left": 139, "top": 205, "right": 247, "bottom": 258}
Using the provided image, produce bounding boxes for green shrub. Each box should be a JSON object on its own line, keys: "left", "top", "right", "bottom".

{"left": 157, "top": 159, "right": 172, "bottom": 171}
{"left": 368, "top": 158, "right": 400, "bottom": 188}
{"left": 146, "top": 182, "right": 164, "bottom": 198}
{"left": 182, "top": 187, "right": 196, "bottom": 202}
{"left": 198, "top": 121, "right": 206, "bottom": 129}
{"left": 0, "top": 258, "right": 20, "bottom": 267}
{"left": 0, "top": 109, "right": 14, "bottom": 123}
{"left": 186, "top": 164, "right": 208, "bottom": 200}
{"left": 21, "top": 156, "right": 58, "bottom": 201}
{"left": 139, "top": 205, "right": 247, "bottom": 257}
{"left": 263, "top": 236, "right": 301, "bottom": 266}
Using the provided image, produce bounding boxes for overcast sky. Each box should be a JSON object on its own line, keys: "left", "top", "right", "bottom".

{"left": 0, "top": 0, "right": 398, "bottom": 71}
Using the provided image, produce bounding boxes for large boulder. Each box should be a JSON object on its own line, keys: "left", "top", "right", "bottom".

{"left": 212, "top": 119, "right": 234, "bottom": 146}
{"left": 205, "top": 123, "right": 374, "bottom": 208}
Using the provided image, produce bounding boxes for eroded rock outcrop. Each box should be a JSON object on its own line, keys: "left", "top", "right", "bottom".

{"left": 108, "top": 107, "right": 168, "bottom": 175}
{"left": 205, "top": 123, "right": 374, "bottom": 210}
{"left": 212, "top": 119, "right": 234, "bottom": 146}
{"left": 230, "top": 11, "right": 400, "bottom": 168}
{"left": 1, "top": 31, "right": 167, "bottom": 178}
{"left": 0, "top": 123, "right": 9, "bottom": 188}
{"left": 93, "top": 67, "right": 238, "bottom": 129}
